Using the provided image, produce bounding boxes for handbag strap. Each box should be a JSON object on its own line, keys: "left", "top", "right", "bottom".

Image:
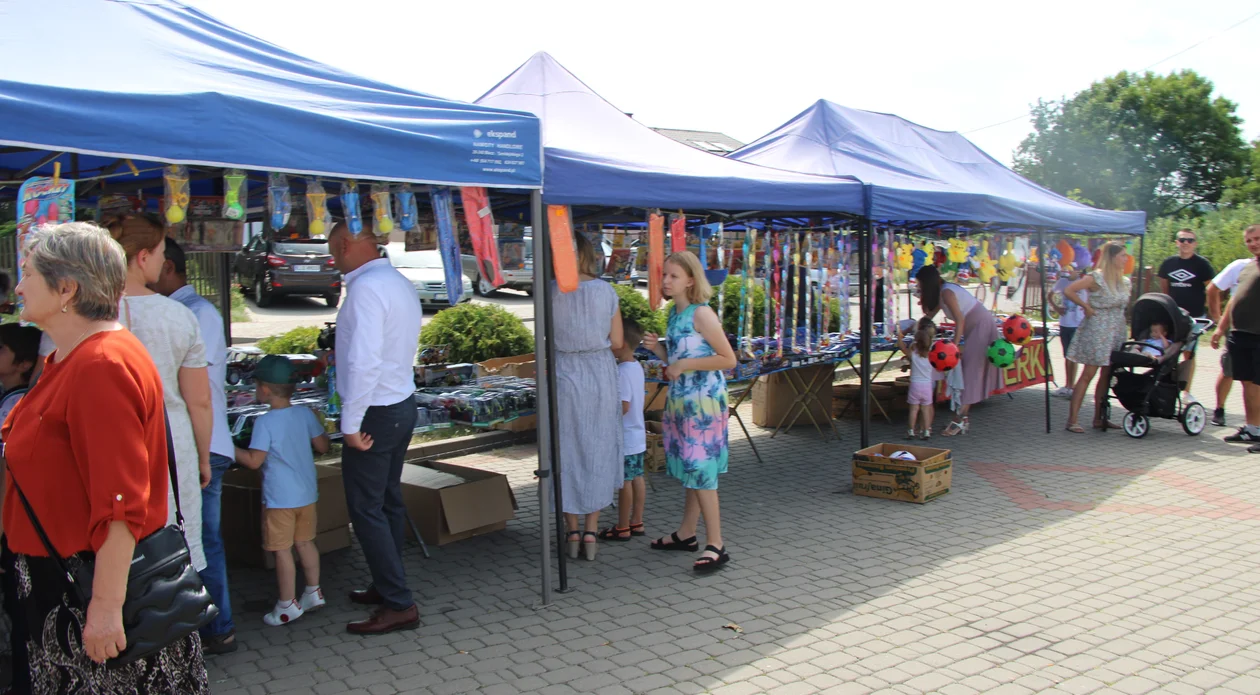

{"left": 9, "top": 406, "right": 181, "bottom": 580}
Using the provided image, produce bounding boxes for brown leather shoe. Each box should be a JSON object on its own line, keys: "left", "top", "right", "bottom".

{"left": 348, "top": 586, "right": 384, "bottom": 605}
{"left": 347, "top": 604, "right": 420, "bottom": 635}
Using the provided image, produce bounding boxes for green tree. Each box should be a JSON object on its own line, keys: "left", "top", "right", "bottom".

{"left": 1014, "top": 70, "right": 1248, "bottom": 219}
{"left": 1222, "top": 138, "right": 1260, "bottom": 205}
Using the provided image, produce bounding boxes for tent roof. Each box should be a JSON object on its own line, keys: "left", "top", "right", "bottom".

{"left": 475, "top": 53, "right": 864, "bottom": 213}
{"left": 0, "top": 0, "right": 541, "bottom": 190}
{"left": 729, "top": 100, "right": 1145, "bottom": 234}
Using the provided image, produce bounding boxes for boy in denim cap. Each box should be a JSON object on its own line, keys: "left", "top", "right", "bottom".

{"left": 234, "top": 356, "right": 331, "bottom": 626}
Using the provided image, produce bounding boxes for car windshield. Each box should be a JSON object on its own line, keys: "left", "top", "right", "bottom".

{"left": 392, "top": 251, "right": 445, "bottom": 269}
{"left": 275, "top": 241, "right": 328, "bottom": 255}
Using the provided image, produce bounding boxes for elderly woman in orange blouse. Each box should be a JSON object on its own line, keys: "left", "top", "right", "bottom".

{"left": 1, "top": 222, "right": 207, "bottom": 693}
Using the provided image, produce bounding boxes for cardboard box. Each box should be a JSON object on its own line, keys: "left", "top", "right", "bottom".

{"left": 477, "top": 353, "right": 536, "bottom": 380}
{"left": 752, "top": 363, "right": 834, "bottom": 427}
{"left": 852, "top": 443, "right": 952, "bottom": 504}
{"left": 399, "top": 461, "right": 518, "bottom": 546}
{"left": 644, "top": 421, "right": 665, "bottom": 473}
{"left": 645, "top": 383, "right": 669, "bottom": 412}
{"left": 493, "top": 413, "right": 537, "bottom": 433}
{"left": 221, "top": 464, "right": 351, "bottom": 568}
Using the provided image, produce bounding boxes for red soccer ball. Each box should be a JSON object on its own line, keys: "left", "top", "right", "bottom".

{"left": 929, "top": 340, "right": 960, "bottom": 372}
{"left": 1002, "top": 314, "right": 1033, "bottom": 346}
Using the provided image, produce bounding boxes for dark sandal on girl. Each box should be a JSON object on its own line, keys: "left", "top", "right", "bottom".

{"left": 693, "top": 545, "right": 730, "bottom": 573}
{"left": 629, "top": 522, "right": 645, "bottom": 536}
{"left": 598, "top": 526, "right": 632, "bottom": 541}
{"left": 650, "top": 532, "right": 699, "bottom": 551}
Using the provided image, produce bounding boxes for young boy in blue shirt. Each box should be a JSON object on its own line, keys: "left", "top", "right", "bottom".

{"left": 235, "top": 356, "right": 331, "bottom": 626}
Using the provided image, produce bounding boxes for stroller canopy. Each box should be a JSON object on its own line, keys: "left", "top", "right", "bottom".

{"left": 1131, "top": 294, "right": 1192, "bottom": 343}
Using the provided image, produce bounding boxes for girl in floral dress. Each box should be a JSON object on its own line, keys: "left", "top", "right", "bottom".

{"left": 643, "top": 252, "right": 737, "bottom": 572}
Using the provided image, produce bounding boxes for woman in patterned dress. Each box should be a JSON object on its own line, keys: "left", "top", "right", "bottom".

{"left": 1064, "top": 242, "right": 1132, "bottom": 433}
{"left": 643, "top": 252, "right": 737, "bottom": 572}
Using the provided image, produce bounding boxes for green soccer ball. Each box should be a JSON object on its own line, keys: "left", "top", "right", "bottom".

{"left": 987, "top": 338, "right": 1016, "bottom": 368}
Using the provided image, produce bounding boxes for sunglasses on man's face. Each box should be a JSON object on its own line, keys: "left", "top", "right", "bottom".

{"left": 1176, "top": 237, "right": 1196, "bottom": 243}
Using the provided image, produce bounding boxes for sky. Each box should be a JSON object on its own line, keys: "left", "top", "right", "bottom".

{"left": 192, "top": 0, "right": 1260, "bottom": 166}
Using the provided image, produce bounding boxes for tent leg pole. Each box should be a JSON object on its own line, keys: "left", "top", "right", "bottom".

{"left": 1136, "top": 235, "right": 1145, "bottom": 298}
{"left": 530, "top": 191, "right": 558, "bottom": 604}
{"left": 219, "top": 253, "right": 233, "bottom": 346}
{"left": 1038, "top": 228, "right": 1050, "bottom": 434}
{"left": 538, "top": 199, "right": 569, "bottom": 593}
{"left": 859, "top": 188, "right": 874, "bottom": 449}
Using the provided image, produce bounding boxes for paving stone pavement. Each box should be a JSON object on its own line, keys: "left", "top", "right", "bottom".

{"left": 207, "top": 342, "right": 1260, "bottom": 694}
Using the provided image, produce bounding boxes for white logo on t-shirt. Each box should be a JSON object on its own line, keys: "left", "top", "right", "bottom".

{"left": 1168, "top": 269, "right": 1196, "bottom": 284}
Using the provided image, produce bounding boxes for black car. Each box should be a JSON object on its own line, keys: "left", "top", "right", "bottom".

{"left": 235, "top": 236, "right": 341, "bottom": 307}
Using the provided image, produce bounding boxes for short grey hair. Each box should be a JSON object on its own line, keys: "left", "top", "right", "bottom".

{"left": 24, "top": 222, "right": 127, "bottom": 321}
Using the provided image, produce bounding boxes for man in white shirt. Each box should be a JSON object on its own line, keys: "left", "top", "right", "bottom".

{"left": 153, "top": 238, "right": 239, "bottom": 654}
{"left": 328, "top": 219, "right": 423, "bottom": 635}
{"left": 1207, "top": 257, "right": 1251, "bottom": 426}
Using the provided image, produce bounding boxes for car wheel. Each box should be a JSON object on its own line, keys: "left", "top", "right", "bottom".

{"left": 226, "top": 369, "right": 241, "bottom": 386}
{"left": 325, "top": 294, "right": 340, "bottom": 308}
{"left": 478, "top": 276, "right": 498, "bottom": 297}
{"left": 254, "top": 276, "right": 273, "bottom": 308}
{"left": 525, "top": 285, "right": 535, "bottom": 296}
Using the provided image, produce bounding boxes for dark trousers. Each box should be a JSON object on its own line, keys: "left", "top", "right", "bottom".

{"left": 342, "top": 396, "right": 417, "bottom": 611}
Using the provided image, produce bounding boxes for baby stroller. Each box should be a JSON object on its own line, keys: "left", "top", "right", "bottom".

{"left": 1102, "top": 293, "right": 1210, "bottom": 438}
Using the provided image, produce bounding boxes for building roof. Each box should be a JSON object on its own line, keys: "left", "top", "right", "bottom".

{"left": 651, "top": 128, "right": 744, "bottom": 154}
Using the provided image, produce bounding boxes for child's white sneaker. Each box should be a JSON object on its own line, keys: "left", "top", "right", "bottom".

{"left": 263, "top": 599, "right": 304, "bottom": 627}
{"left": 299, "top": 586, "right": 326, "bottom": 612}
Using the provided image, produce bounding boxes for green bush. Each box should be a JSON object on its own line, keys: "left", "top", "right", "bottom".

{"left": 614, "top": 284, "right": 664, "bottom": 335}
{"left": 1144, "top": 203, "right": 1260, "bottom": 277}
{"left": 257, "top": 326, "right": 321, "bottom": 354}
{"left": 419, "top": 303, "right": 533, "bottom": 364}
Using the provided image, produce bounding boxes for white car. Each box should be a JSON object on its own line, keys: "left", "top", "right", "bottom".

{"left": 385, "top": 245, "right": 473, "bottom": 306}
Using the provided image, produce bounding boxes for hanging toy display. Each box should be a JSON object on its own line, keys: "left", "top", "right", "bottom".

{"left": 267, "top": 173, "right": 291, "bottom": 231}
{"left": 804, "top": 232, "right": 813, "bottom": 350}
{"left": 1002, "top": 314, "right": 1033, "bottom": 345}
{"left": 222, "top": 170, "right": 247, "bottom": 221}
{"left": 370, "top": 183, "right": 395, "bottom": 235}
{"left": 998, "top": 241, "right": 1018, "bottom": 282}
{"left": 987, "top": 338, "right": 1016, "bottom": 368}
{"left": 305, "top": 179, "right": 331, "bottom": 237}
{"left": 163, "top": 165, "right": 190, "bottom": 225}
{"left": 1071, "top": 239, "right": 1090, "bottom": 271}
{"left": 763, "top": 231, "right": 772, "bottom": 354}
{"left": 704, "top": 223, "right": 725, "bottom": 326}
{"left": 648, "top": 210, "right": 665, "bottom": 310}
{"left": 896, "top": 242, "right": 913, "bottom": 270}
{"left": 929, "top": 339, "right": 961, "bottom": 372}
{"left": 460, "top": 187, "right": 505, "bottom": 290}
{"left": 737, "top": 226, "right": 756, "bottom": 355}
{"left": 788, "top": 231, "right": 799, "bottom": 354}
{"left": 669, "top": 212, "right": 686, "bottom": 254}
{"left": 341, "top": 181, "right": 362, "bottom": 235}
{"left": 838, "top": 231, "right": 851, "bottom": 337}
{"left": 911, "top": 241, "right": 929, "bottom": 276}
{"left": 883, "top": 229, "right": 898, "bottom": 341}
{"left": 430, "top": 187, "right": 467, "bottom": 304}
{"left": 395, "top": 185, "right": 418, "bottom": 232}
{"left": 977, "top": 241, "right": 997, "bottom": 284}
{"left": 773, "top": 232, "right": 784, "bottom": 360}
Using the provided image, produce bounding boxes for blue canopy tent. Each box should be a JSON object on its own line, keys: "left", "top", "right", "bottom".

{"left": 731, "top": 99, "right": 1149, "bottom": 442}
{"left": 0, "top": 0, "right": 541, "bottom": 190}
{"left": 728, "top": 99, "right": 1145, "bottom": 234}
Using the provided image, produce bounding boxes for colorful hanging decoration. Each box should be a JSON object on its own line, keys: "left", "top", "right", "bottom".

{"left": 737, "top": 226, "right": 755, "bottom": 356}
{"left": 305, "top": 179, "right": 331, "bottom": 237}
{"left": 548, "top": 204, "right": 580, "bottom": 294}
{"left": 763, "top": 232, "right": 772, "bottom": 349}
{"left": 163, "top": 165, "right": 189, "bottom": 225}
{"left": 222, "top": 170, "right": 247, "bottom": 221}
{"left": 788, "top": 232, "right": 798, "bottom": 354}
{"left": 837, "top": 231, "right": 851, "bottom": 337}
{"left": 267, "top": 173, "right": 291, "bottom": 231}
{"left": 648, "top": 210, "right": 665, "bottom": 310}
{"left": 460, "top": 187, "right": 505, "bottom": 289}
{"left": 430, "top": 187, "right": 466, "bottom": 305}
{"left": 884, "top": 229, "right": 898, "bottom": 341}
{"left": 395, "top": 185, "right": 418, "bottom": 231}
{"left": 669, "top": 212, "right": 686, "bottom": 254}
{"left": 370, "top": 183, "right": 395, "bottom": 235}
{"left": 341, "top": 181, "right": 362, "bottom": 235}
{"left": 804, "top": 232, "right": 813, "bottom": 350}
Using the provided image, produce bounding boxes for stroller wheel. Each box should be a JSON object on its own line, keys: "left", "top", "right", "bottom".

{"left": 1181, "top": 401, "right": 1207, "bottom": 435}
{"left": 1123, "top": 411, "right": 1149, "bottom": 438}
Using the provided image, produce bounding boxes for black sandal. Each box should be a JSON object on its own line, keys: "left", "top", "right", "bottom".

{"left": 629, "top": 522, "right": 645, "bottom": 537}
{"left": 693, "top": 545, "right": 730, "bottom": 573}
{"left": 598, "top": 526, "right": 632, "bottom": 541}
{"left": 650, "top": 532, "right": 699, "bottom": 551}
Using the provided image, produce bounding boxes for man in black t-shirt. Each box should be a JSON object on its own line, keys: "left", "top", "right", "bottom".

{"left": 1159, "top": 228, "right": 1215, "bottom": 395}
{"left": 1211, "top": 224, "right": 1260, "bottom": 452}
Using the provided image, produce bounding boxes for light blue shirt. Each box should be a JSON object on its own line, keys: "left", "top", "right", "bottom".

{"left": 248, "top": 406, "right": 324, "bottom": 509}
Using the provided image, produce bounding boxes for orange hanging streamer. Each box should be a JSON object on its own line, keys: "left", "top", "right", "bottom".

{"left": 547, "top": 205, "right": 580, "bottom": 293}
{"left": 649, "top": 211, "right": 665, "bottom": 310}
{"left": 459, "top": 187, "right": 505, "bottom": 287}
{"left": 669, "top": 213, "right": 686, "bottom": 253}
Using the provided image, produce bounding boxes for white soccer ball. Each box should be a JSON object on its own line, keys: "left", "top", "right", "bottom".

{"left": 889, "top": 450, "right": 917, "bottom": 461}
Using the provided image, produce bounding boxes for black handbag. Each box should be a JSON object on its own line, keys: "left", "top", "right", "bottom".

{"left": 9, "top": 411, "right": 218, "bottom": 667}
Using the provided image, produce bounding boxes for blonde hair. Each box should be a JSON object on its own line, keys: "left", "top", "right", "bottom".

{"left": 665, "top": 251, "right": 713, "bottom": 305}
{"left": 913, "top": 317, "right": 936, "bottom": 358}
{"left": 1096, "top": 241, "right": 1126, "bottom": 294}
{"left": 24, "top": 222, "right": 127, "bottom": 321}
{"left": 574, "top": 233, "right": 604, "bottom": 277}
{"left": 104, "top": 213, "right": 164, "bottom": 263}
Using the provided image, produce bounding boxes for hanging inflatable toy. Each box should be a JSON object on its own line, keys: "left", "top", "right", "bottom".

{"left": 911, "top": 242, "right": 929, "bottom": 275}
{"left": 396, "top": 185, "right": 418, "bottom": 231}
{"left": 948, "top": 238, "right": 969, "bottom": 264}
{"left": 987, "top": 338, "right": 1016, "bottom": 368}
{"left": 1056, "top": 239, "right": 1074, "bottom": 267}
{"left": 163, "top": 165, "right": 189, "bottom": 225}
{"left": 896, "top": 242, "right": 913, "bottom": 270}
{"left": 268, "top": 173, "right": 291, "bottom": 231}
{"left": 306, "top": 179, "right": 330, "bottom": 237}
{"left": 1071, "top": 240, "right": 1091, "bottom": 270}
{"left": 1002, "top": 314, "right": 1033, "bottom": 345}
{"left": 222, "top": 170, "right": 246, "bottom": 221}
{"left": 998, "top": 242, "right": 1018, "bottom": 282}
{"left": 341, "top": 181, "right": 362, "bottom": 235}
{"left": 370, "top": 183, "right": 395, "bottom": 235}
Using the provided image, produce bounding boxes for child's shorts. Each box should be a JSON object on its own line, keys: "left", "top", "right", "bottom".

{"left": 907, "top": 382, "right": 935, "bottom": 406}
{"left": 623, "top": 452, "right": 645, "bottom": 481}
{"left": 263, "top": 503, "right": 318, "bottom": 551}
